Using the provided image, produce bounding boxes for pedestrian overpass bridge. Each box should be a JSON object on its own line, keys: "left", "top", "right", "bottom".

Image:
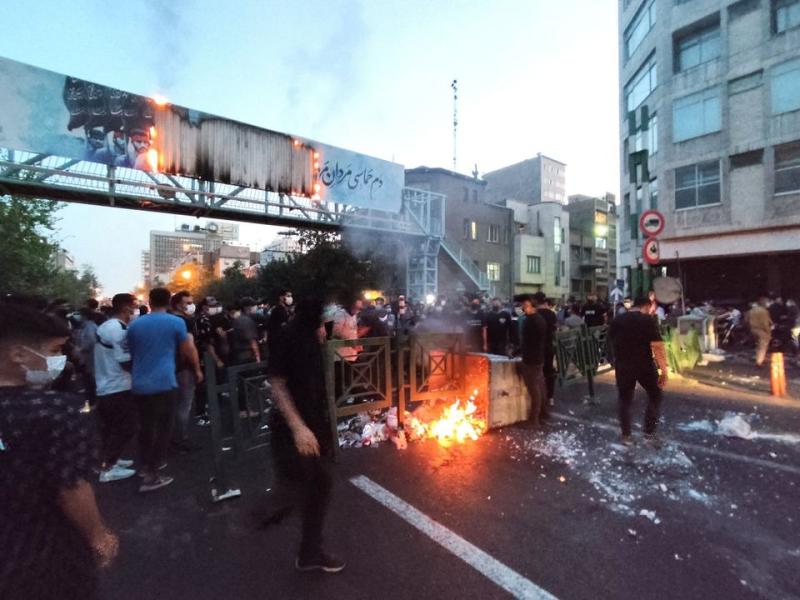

{"left": 0, "top": 56, "right": 488, "bottom": 297}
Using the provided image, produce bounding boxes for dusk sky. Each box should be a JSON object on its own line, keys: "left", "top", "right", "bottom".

{"left": 0, "top": 0, "right": 620, "bottom": 293}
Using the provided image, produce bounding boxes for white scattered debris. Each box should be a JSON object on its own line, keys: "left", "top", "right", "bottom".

{"left": 627, "top": 528, "right": 638, "bottom": 537}
{"left": 678, "top": 412, "right": 800, "bottom": 445}
{"left": 639, "top": 509, "right": 661, "bottom": 524}
{"left": 687, "top": 489, "right": 714, "bottom": 506}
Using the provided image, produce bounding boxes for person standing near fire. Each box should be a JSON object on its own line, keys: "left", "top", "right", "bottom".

{"left": 533, "top": 292, "right": 558, "bottom": 408}
{"left": 517, "top": 294, "right": 548, "bottom": 426}
{"left": 265, "top": 295, "right": 345, "bottom": 573}
{"left": 608, "top": 296, "right": 669, "bottom": 446}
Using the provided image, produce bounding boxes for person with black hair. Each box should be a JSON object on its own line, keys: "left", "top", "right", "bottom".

{"left": 516, "top": 294, "right": 548, "bottom": 426}
{"left": 265, "top": 295, "right": 344, "bottom": 573}
{"left": 128, "top": 287, "right": 203, "bottom": 492}
{"left": 608, "top": 296, "right": 669, "bottom": 446}
{"left": 169, "top": 290, "right": 202, "bottom": 452}
{"left": 486, "top": 297, "right": 512, "bottom": 356}
{"left": 0, "top": 304, "right": 118, "bottom": 599}
{"left": 267, "top": 289, "right": 293, "bottom": 359}
{"left": 533, "top": 292, "right": 558, "bottom": 408}
{"left": 94, "top": 293, "right": 138, "bottom": 483}
{"left": 231, "top": 297, "right": 261, "bottom": 365}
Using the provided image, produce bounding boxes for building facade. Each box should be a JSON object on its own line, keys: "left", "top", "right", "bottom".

{"left": 619, "top": 0, "right": 800, "bottom": 302}
{"left": 147, "top": 221, "right": 239, "bottom": 285}
{"left": 404, "top": 167, "right": 514, "bottom": 298}
{"left": 503, "top": 200, "right": 571, "bottom": 299}
{"left": 483, "top": 154, "right": 567, "bottom": 205}
{"left": 567, "top": 194, "right": 619, "bottom": 300}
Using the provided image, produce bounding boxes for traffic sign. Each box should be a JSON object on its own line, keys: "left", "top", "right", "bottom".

{"left": 643, "top": 237, "right": 660, "bottom": 265}
{"left": 639, "top": 210, "right": 665, "bottom": 237}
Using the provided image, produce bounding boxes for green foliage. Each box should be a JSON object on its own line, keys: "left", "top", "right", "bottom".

{"left": 0, "top": 196, "right": 98, "bottom": 304}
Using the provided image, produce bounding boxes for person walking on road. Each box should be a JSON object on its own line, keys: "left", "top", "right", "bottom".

{"left": 608, "top": 296, "right": 669, "bottom": 446}
{"left": 517, "top": 294, "right": 548, "bottom": 426}
{"left": 747, "top": 297, "right": 772, "bottom": 367}
{"left": 265, "top": 295, "right": 345, "bottom": 574}
{"left": 128, "top": 287, "right": 203, "bottom": 493}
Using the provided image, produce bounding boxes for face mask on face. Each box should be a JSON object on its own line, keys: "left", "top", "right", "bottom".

{"left": 22, "top": 347, "right": 67, "bottom": 386}
{"left": 185, "top": 303, "right": 196, "bottom": 316}
{"left": 209, "top": 306, "right": 222, "bottom": 316}
{"left": 284, "top": 296, "right": 294, "bottom": 306}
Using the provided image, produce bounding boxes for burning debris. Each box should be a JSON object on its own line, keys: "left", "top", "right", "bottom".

{"left": 338, "top": 390, "right": 486, "bottom": 449}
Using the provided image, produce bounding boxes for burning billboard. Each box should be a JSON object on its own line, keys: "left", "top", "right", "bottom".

{"left": 0, "top": 56, "right": 404, "bottom": 212}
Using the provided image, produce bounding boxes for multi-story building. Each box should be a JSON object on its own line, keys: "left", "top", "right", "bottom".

{"left": 618, "top": 0, "right": 800, "bottom": 302}
{"left": 53, "top": 249, "right": 77, "bottom": 272}
{"left": 147, "top": 221, "right": 239, "bottom": 285}
{"left": 483, "top": 154, "right": 567, "bottom": 206}
{"left": 260, "top": 232, "right": 305, "bottom": 265}
{"left": 404, "top": 167, "right": 514, "bottom": 298}
{"left": 140, "top": 251, "right": 151, "bottom": 284}
{"left": 206, "top": 245, "right": 255, "bottom": 278}
{"left": 503, "top": 200, "right": 571, "bottom": 299}
{"left": 567, "top": 194, "right": 619, "bottom": 300}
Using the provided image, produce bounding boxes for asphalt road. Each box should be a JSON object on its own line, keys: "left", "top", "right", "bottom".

{"left": 96, "top": 374, "right": 800, "bottom": 600}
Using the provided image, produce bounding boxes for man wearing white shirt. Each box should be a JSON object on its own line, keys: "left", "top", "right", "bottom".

{"left": 94, "top": 293, "right": 138, "bottom": 482}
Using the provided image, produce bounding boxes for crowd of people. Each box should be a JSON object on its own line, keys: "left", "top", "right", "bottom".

{"left": 3, "top": 282, "right": 798, "bottom": 597}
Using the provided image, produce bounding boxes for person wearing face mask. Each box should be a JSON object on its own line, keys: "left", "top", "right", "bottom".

{"left": 194, "top": 297, "right": 225, "bottom": 424}
{"left": 267, "top": 290, "right": 293, "bottom": 361}
{"left": 93, "top": 293, "right": 138, "bottom": 483}
{"left": 486, "top": 298, "right": 512, "bottom": 356}
{"left": 169, "top": 291, "right": 202, "bottom": 453}
{"left": 230, "top": 297, "right": 261, "bottom": 366}
{"left": 616, "top": 297, "right": 633, "bottom": 317}
{"left": 332, "top": 295, "right": 365, "bottom": 363}
{"left": 463, "top": 298, "right": 488, "bottom": 353}
{"left": 0, "top": 304, "right": 119, "bottom": 599}
{"left": 128, "top": 288, "right": 203, "bottom": 492}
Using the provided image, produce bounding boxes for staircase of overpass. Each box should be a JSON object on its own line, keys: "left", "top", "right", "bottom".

{"left": 0, "top": 147, "right": 489, "bottom": 298}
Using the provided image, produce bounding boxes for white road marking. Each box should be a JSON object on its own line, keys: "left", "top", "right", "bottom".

{"left": 350, "top": 475, "right": 559, "bottom": 600}
{"left": 553, "top": 412, "right": 800, "bottom": 477}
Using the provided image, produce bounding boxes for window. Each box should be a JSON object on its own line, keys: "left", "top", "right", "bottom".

{"left": 487, "top": 224, "right": 500, "bottom": 243}
{"left": 624, "top": 54, "right": 657, "bottom": 112}
{"left": 553, "top": 216, "right": 562, "bottom": 246}
{"left": 675, "top": 161, "right": 721, "bottom": 209}
{"left": 649, "top": 113, "right": 658, "bottom": 154}
{"left": 561, "top": 261, "right": 566, "bottom": 277}
{"left": 464, "top": 219, "right": 478, "bottom": 240}
{"left": 649, "top": 178, "right": 659, "bottom": 209}
{"left": 775, "top": 141, "right": 800, "bottom": 195}
{"left": 730, "top": 149, "right": 764, "bottom": 169}
{"left": 729, "top": 0, "right": 760, "bottom": 20}
{"left": 624, "top": 1, "right": 656, "bottom": 60}
{"left": 673, "top": 87, "right": 721, "bottom": 142}
{"left": 623, "top": 192, "right": 631, "bottom": 224}
{"left": 472, "top": 190, "right": 479, "bottom": 203}
{"left": 595, "top": 211, "right": 608, "bottom": 225}
{"left": 487, "top": 262, "right": 501, "bottom": 282}
{"left": 729, "top": 70, "right": 763, "bottom": 95}
{"left": 773, "top": 0, "right": 800, "bottom": 33}
{"left": 595, "top": 237, "right": 608, "bottom": 249}
{"left": 527, "top": 255, "right": 541, "bottom": 274}
{"left": 462, "top": 187, "right": 469, "bottom": 202}
{"left": 675, "top": 24, "right": 720, "bottom": 72}
{"left": 771, "top": 58, "right": 800, "bottom": 114}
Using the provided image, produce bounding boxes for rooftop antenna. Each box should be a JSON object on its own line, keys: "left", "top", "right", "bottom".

{"left": 451, "top": 79, "right": 458, "bottom": 172}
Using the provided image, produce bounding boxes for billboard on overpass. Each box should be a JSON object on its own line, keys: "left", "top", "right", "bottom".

{"left": 0, "top": 56, "right": 403, "bottom": 212}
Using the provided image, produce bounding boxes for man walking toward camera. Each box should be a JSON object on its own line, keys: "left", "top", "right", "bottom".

{"left": 608, "top": 296, "right": 669, "bottom": 446}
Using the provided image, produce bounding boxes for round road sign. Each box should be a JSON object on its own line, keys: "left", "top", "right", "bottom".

{"left": 643, "top": 237, "right": 660, "bottom": 265}
{"left": 639, "top": 210, "right": 665, "bottom": 237}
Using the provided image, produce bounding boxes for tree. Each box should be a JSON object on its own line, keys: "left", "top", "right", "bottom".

{"left": 0, "top": 196, "right": 60, "bottom": 295}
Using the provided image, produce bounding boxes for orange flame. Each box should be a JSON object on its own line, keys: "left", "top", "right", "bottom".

{"left": 407, "top": 397, "right": 486, "bottom": 447}
{"left": 146, "top": 149, "right": 159, "bottom": 171}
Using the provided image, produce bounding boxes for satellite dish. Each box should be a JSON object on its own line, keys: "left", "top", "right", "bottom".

{"left": 653, "top": 277, "right": 683, "bottom": 304}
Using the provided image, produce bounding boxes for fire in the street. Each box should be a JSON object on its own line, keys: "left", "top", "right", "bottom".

{"left": 407, "top": 390, "right": 486, "bottom": 447}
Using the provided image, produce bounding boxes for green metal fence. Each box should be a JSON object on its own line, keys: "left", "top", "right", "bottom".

{"left": 554, "top": 325, "right": 611, "bottom": 402}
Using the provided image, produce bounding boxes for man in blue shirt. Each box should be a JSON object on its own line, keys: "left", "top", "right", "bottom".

{"left": 128, "top": 288, "right": 203, "bottom": 492}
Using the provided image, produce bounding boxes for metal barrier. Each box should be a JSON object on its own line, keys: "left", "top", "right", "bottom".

{"left": 322, "top": 336, "right": 393, "bottom": 456}
{"left": 205, "top": 354, "right": 270, "bottom": 502}
{"left": 554, "top": 325, "right": 611, "bottom": 402}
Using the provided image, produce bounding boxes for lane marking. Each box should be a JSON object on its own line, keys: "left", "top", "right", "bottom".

{"left": 552, "top": 412, "right": 800, "bottom": 477}
{"left": 350, "top": 475, "right": 559, "bottom": 600}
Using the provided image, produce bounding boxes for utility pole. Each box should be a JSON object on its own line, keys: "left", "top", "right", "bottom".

{"left": 451, "top": 79, "right": 458, "bottom": 172}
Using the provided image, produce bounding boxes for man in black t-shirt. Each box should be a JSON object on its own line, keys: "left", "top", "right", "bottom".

{"left": 516, "top": 294, "right": 548, "bottom": 426}
{"left": 267, "top": 290, "right": 293, "bottom": 361}
{"left": 533, "top": 293, "right": 558, "bottom": 406}
{"left": 581, "top": 294, "right": 606, "bottom": 328}
{"left": 608, "top": 296, "right": 669, "bottom": 446}
{"left": 463, "top": 299, "right": 488, "bottom": 353}
{"left": 486, "top": 298, "right": 511, "bottom": 356}
{"left": 265, "top": 296, "right": 344, "bottom": 574}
